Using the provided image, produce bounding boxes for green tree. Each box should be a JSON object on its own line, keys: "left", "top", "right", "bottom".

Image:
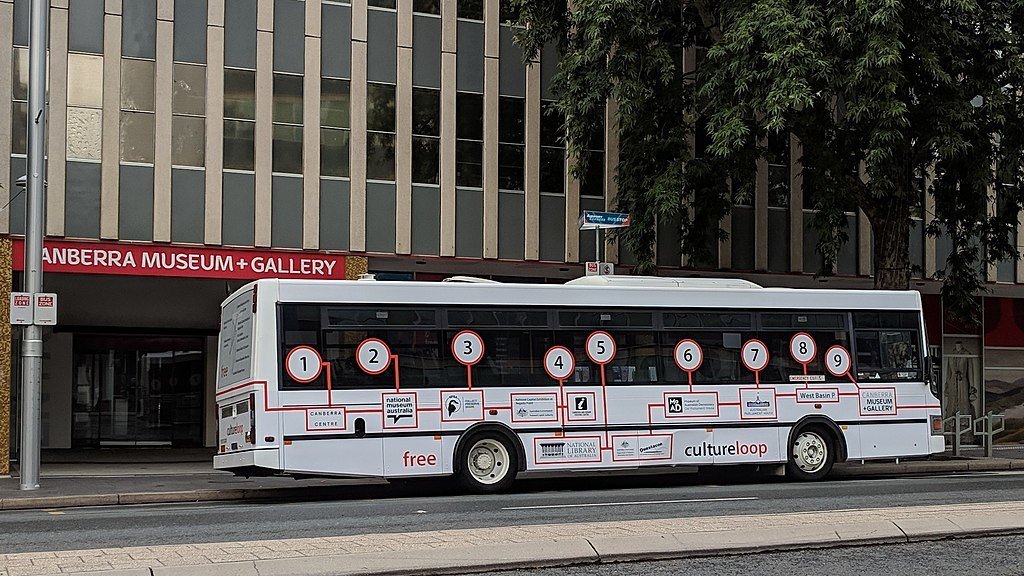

{"left": 512, "top": 0, "right": 1024, "bottom": 315}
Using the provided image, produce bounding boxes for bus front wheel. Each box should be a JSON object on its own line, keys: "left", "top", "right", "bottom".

{"left": 457, "top": 433, "right": 518, "bottom": 493}
{"left": 786, "top": 427, "right": 835, "bottom": 481}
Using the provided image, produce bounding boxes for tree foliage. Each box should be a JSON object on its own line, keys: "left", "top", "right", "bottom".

{"left": 512, "top": 0, "right": 1024, "bottom": 317}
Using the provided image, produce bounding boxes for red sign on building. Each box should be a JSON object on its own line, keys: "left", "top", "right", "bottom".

{"left": 11, "top": 238, "right": 347, "bottom": 281}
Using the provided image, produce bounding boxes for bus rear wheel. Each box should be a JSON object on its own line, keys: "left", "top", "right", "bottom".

{"left": 786, "top": 427, "right": 834, "bottom": 481}
{"left": 457, "top": 434, "right": 517, "bottom": 493}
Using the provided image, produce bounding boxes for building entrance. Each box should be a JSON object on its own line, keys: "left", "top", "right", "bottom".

{"left": 71, "top": 335, "right": 205, "bottom": 447}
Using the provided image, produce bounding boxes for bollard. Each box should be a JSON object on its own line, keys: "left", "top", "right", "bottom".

{"left": 954, "top": 411, "right": 962, "bottom": 456}
{"left": 986, "top": 412, "right": 994, "bottom": 458}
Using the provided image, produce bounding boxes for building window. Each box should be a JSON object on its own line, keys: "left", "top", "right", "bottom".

{"left": 171, "top": 62, "right": 206, "bottom": 167}
{"left": 456, "top": 92, "right": 483, "bottom": 188}
{"left": 120, "top": 58, "right": 155, "bottom": 163}
{"left": 367, "top": 82, "right": 396, "bottom": 181}
{"left": 320, "top": 78, "right": 350, "bottom": 178}
{"left": 413, "top": 0, "right": 441, "bottom": 15}
{"left": 121, "top": 0, "right": 157, "bottom": 59}
{"left": 67, "top": 53, "right": 104, "bottom": 161}
{"left": 412, "top": 87, "right": 440, "bottom": 185}
{"left": 272, "top": 72, "right": 304, "bottom": 174}
{"left": 766, "top": 132, "right": 790, "bottom": 272}
{"left": 539, "top": 99, "right": 564, "bottom": 194}
{"left": 173, "top": 0, "right": 208, "bottom": 64}
{"left": 12, "top": 48, "right": 29, "bottom": 155}
{"left": 996, "top": 161, "right": 1018, "bottom": 282}
{"left": 224, "top": 67, "right": 255, "bottom": 171}
{"left": 368, "top": 0, "right": 396, "bottom": 8}
{"left": 457, "top": 0, "right": 484, "bottom": 20}
{"left": 580, "top": 114, "right": 605, "bottom": 198}
{"left": 499, "top": 0, "right": 520, "bottom": 24}
{"left": 768, "top": 132, "right": 790, "bottom": 208}
{"left": 118, "top": 108, "right": 154, "bottom": 162}
{"left": 498, "top": 96, "right": 524, "bottom": 191}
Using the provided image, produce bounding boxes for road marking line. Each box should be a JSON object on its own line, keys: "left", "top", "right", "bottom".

{"left": 501, "top": 496, "right": 757, "bottom": 511}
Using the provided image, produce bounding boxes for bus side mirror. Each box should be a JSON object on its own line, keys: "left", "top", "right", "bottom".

{"left": 928, "top": 355, "right": 942, "bottom": 397}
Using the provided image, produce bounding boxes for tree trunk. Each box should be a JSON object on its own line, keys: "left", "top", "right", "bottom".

{"left": 863, "top": 198, "right": 913, "bottom": 290}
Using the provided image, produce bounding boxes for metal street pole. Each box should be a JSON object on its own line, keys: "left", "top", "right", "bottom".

{"left": 20, "top": 0, "right": 49, "bottom": 491}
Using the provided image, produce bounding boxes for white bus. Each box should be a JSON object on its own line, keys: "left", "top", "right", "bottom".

{"left": 214, "top": 276, "right": 944, "bottom": 492}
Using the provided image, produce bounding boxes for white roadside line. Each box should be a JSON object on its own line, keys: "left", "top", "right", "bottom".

{"left": 502, "top": 496, "right": 757, "bottom": 511}
{"left": 924, "top": 470, "right": 1024, "bottom": 478}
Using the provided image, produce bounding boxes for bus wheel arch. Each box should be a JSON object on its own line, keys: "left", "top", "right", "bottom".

{"left": 453, "top": 424, "right": 522, "bottom": 492}
{"left": 453, "top": 423, "right": 527, "bottom": 473}
{"left": 786, "top": 417, "right": 845, "bottom": 481}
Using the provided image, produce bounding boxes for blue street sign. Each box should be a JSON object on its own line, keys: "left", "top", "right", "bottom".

{"left": 578, "top": 210, "right": 631, "bottom": 230}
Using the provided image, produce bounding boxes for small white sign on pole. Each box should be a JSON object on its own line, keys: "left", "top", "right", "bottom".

{"left": 33, "top": 293, "right": 57, "bottom": 326}
{"left": 585, "top": 262, "right": 614, "bottom": 276}
{"left": 10, "top": 292, "right": 32, "bottom": 325}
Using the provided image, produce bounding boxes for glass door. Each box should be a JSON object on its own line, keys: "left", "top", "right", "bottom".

{"left": 72, "top": 335, "right": 205, "bottom": 447}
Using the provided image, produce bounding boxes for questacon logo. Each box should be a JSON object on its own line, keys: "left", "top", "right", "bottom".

{"left": 684, "top": 441, "right": 770, "bottom": 458}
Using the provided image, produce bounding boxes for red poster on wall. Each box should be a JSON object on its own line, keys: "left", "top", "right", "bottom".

{"left": 10, "top": 238, "right": 347, "bottom": 281}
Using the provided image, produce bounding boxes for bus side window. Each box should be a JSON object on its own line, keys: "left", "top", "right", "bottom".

{"left": 608, "top": 332, "right": 659, "bottom": 383}
{"left": 757, "top": 329, "right": 851, "bottom": 383}
{"left": 853, "top": 311, "right": 923, "bottom": 381}
{"left": 658, "top": 331, "right": 751, "bottom": 385}
{"left": 280, "top": 304, "right": 326, "bottom": 390}
{"left": 855, "top": 330, "right": 921, "bottom": 381}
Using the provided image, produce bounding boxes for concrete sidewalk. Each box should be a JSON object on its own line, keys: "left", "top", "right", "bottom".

{"left": 2, "top": 457, "right": 1022, "bottom": 511}
{"left": 2, "top": 500, "right": 1023, "bottom": 576}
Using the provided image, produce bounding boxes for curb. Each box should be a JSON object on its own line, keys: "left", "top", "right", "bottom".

{"left": 0, "top": 485, "right": 351, "bottom": 510}
{"left": 59, "top": 515, "right": 1024, "bottom": 576}
{"left": 2, "top": 458, "right": 1021, "bottom": 511}
{"left": 831, "top": 457, "right": 1022, "bottom": 477}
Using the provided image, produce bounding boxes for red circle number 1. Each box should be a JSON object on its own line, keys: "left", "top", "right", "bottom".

{"left": 286, "top": 346, "right": 323, "bottom": 383}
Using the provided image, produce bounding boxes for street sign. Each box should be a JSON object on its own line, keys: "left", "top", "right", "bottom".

{"left": 10, "top": 293, "right": 32, "bottom": 325}
{"left": 585, "top": 262, "right": 615, "bottom": 276}
{"left": 578, "top": 211, "right": 631, "bottom": 230}
{"left": 33, "top": 293, "right": 56, "bottom": 325}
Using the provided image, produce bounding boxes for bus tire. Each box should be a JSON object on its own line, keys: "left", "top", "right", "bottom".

{"left": 786, "top": 426, "right": 834, "bottom": 481}
{"left": 457, "top": 433, "right": 518, "bottom": 493}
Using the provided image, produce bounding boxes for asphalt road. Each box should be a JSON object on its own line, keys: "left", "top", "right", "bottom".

{"left": 2, "top": 470, "right": 1024, "bottom": 554}
{"left": 473, "top": 534, "right": 1024, "bottom": 576}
